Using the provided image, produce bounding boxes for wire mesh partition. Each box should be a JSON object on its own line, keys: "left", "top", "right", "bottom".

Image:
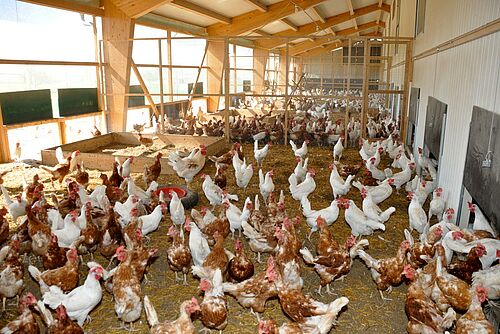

{"left": 97, "top": 35, "right": 412, "bottom": 145}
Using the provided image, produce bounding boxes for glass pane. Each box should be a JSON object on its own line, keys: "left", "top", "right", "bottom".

{"left": 7, "top": 123, "right": 60, "bottom": 160}
{"left": 0, "top": 2, "right": 95, "bottom": 61}
{"left": 0, "top": 64, "right": 97, "bottom": 93}
{"left": 235, "top": 46, "right": 253, "bottom": 69}
{"left": 171, "top": 33, "right": 206, "bottom": 66}
{"left": 132, "top": 40, "right": 159, "bottom": 64}
{"left": 172, "top": 68, "right": 206, "bottom": 101}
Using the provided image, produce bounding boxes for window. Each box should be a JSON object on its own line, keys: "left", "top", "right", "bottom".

{"left": 342, "top": 45, "right": 382, "bottom": 64}
{"left": 0, "top": 2, "right": 96, "bottom": 62}
{"left": 415, "top": 0, "right": 426, "bottom": 36}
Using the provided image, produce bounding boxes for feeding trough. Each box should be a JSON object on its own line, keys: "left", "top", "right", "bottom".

{"left": 41, "top": 132, "right": 227, "bottom": 174}
{"left": 156, "top": 185, "right": 198, "bottom": 209}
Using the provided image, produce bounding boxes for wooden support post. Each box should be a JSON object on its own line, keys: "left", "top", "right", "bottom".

{"left": 98, "top": 40, "right": 107, "bottom": 130}
{"left": 253, "top": 48, "right": 268, "bottom": 94}
{"left": 166, "top": 30, "right": 173, "bottom": 103}
{"left": 361, "top": 38, "right": 369, "bottom": 138}
{"left": 344, "top": 38, "right": 351, "bottom": 145}
{"left": 320, "top": 55, "right": 324, "bottom": 92}
{"left": 400, "top": 41, "right": 413, "bottom": 143}
{"left": 188, "top": 43, "right": 209, "bottom": 111}
{"left": 132, "top": 61, "right": 160, "bottom": 119}
{"left": 279, "top": 49, "right": 287, "bottom": 91}
{"left": 92, "top": 16, "right": 106, "bottom": 133}
{"left": 224, "top": 38, "right": 230, "bottom": 142}
{"left": 102, "top": 0, "right": 134, "bottom": 132}
{"left": 284, "top": 42, "right": 290, "bottom": 143}
{"left": 58, "top": 119, "right": 67, "bottom": 145}
{"left": 158, "top": 40, "right": 165, "bottom": 131}
{"left": 0, "top": 106, "right": 11, "bottom": 162}
{"left": 232, "top": 44, "right": 237, "bottom": 94}
{"left": 385, "top": 56, "right": 391, "bottom": 109}
{"left": 207, "top": 40, "right": 225, "bottom": 112}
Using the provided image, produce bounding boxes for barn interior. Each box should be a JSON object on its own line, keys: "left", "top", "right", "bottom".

{"left": 0, "top": 0, "right": 499, "bottom": 333}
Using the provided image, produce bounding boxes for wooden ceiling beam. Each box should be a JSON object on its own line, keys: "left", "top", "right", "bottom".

{"left": 109, "top": 0, "right": 171, "bottom": 18}
{"left": 253, "top": 29, "right": 272, "bottom": 36}
{"left": 207, "top": 0, "right": 328, "bottom": 36}
{"left": 243, "top": 0, "right": 267, "bottom": 12}
{"left": 346, "top": 0, "right": 354, "bottom": 15}
{"left": 280, "top": 18, "right": 299, "bottom": 31}
{"left": 289, "top": 35, "right": 336, "bottom": 55}
{"left": 169, "top": 0, "right": 232, "bottom": 24}
{"left": 301, "top": 31, "right": 382, "bottom": 57}
{"left": 255, "top": 2, "right": 390, "bottom": 49}
{"left": 289, "top": 21, "right": 384, "bottom": 55}
{"left": 311, "top": 6, "right": 326, "bottom": 23}
{"left": 19, "top": 0, "right": 104, "bottom": 16}
{"left": 376, "top": 10, "right": 384, "bottom": 24}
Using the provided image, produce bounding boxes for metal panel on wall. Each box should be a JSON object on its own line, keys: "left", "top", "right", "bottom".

{"left": 409, "top": 87, "right": 420, "bottom": 124}
{"left": 463, "top": 106, "right": 499, "bottom": 232}
{"left": 424, "top": 96, "right": 447, "bottom": 159}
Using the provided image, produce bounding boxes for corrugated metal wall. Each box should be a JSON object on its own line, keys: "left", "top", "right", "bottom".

{"left": 413, "top": 32, "right": 500, "bottom": 211}
{"left": 386, "top": 0, "right": 500, "bottom": 214}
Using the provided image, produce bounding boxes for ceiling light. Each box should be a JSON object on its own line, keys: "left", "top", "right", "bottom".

{"left": 294, "top": 4, "right": 299, "bottom": 13}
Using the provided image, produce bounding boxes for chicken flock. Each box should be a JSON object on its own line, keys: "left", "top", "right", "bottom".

{"left": 0, "top": 106, "right": 499, "bottom": 334}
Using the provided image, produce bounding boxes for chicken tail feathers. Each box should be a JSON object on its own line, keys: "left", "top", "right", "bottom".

{"left": 384, "top": 168, "right": 393, "bottom": 178}
{"left": 356, "top": 250, "right": 379, "bottom": 270}
{"left": 349, "top": 239, "right": 369, "bottom": 259}
{"left": 39, "top": 165, "right": 55, "bottom": 174}
{"left": 28, "top": 265, "right": 41, "bottom": 282}
{"left": 404, "top": 229, "right": 414, "bottom": 246}
{"left": 315, "top": 297, "right": 349, "bottom": 333}
{"left": 36, "top": 300, "right": 54, "bottom": 326}
{"left": 42, "top": 285, "right": 66, "bottom": 310}
{"left": 442, "top": 307, "right": 456, "bottom": 329}
{"left": 191, "top": 265, "right": 212, "bottom": 280}
{"left": 299, "top": 247, "right": 315, "bottom": 264}
{"left": 0, "top": 185, "right": 12, "bottom": 206}
{"left": 222, "top": 282, "right": 238, "bottom": 295}
{"left": 352, "top": 181, "right": 363, "bottom": 191}
{"left": 143, "top": 296, "right": 159, "bottom": 327}
{"left": 380, "top": 207, "right": 396, "bottom": 223}
{"left": 28, "top": 264, "right": 51, "bottom": 293}
{"left": 225, "top": 193, "right": 239, "bottom": 202}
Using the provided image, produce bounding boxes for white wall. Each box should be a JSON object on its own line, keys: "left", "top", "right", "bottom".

{"left": 385, "top": 0, "right": 500, "bottom": 215}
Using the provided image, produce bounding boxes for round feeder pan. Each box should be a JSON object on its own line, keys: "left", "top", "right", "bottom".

{"left": 156, "top": 185, "right": 198, "bottom": 209}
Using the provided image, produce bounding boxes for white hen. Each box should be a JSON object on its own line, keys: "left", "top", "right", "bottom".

{"left": 169, "top": 191, "right": 185, "bottom": 226}
{"left": 186, "top": 218, "right": 210, "bottom": 267}
{"left": 329, "top": 163, "right": 354, "bottom": 199}
{"left": 407, "top": 192, "right": 427, "bottom": 233}
{"left": 42, "top": 266, "right": 103, "bottom": 326}
{"left": 258, "top": 169, "right": 275, "bottom": 204}
{"left": 288, "top": 170, "right": 316, "bottom": 201}
{"left": 289, "top": 140, "right": 308, "bottom": 159}
{"left": 254, "top": 140, "right": 270, "bottom": 168}
{"left": 0, "top": 185, "right": 27, "bottom": 223}
{"left": 361, "top": 188, "right": 395, "bottom": 224}
{"left": 333, "top": 137, "right": 344, "bottom": 161}
{"left": 342, "top": 199, "right": 385, "bottom": 236}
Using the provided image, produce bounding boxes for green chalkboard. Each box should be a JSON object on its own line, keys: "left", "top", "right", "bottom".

{"left": 58, "top": 88, "right": 98, "bottom": 117}
{"left": 0, "top": 89, "right": 53, "bottom": 125}
{"left": 188, "top": 82, "right": 203, "bottom": 97}
{"left": 129, "top": 85, "right": 146, "bottom": 107}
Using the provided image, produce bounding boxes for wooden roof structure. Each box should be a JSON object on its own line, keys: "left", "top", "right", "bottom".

{"left": 21, "top": 0, "right": 389, "bottom": 56}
